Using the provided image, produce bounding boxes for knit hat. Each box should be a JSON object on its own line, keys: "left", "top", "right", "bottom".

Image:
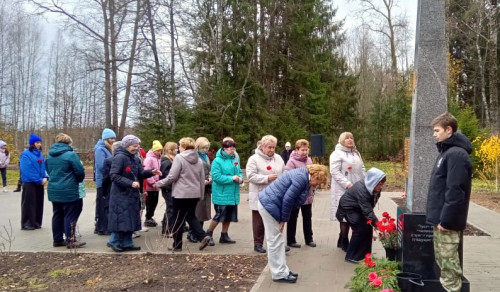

{"left": 122, "top": 135, "right": 141, "bottom": 148}
{"left": 0, "top": 140, "right": 6, "bottom": 148}
{"left": 102, "top": 128, "right": 116, "bottom": 140}
{"left": 29, "top": 133, "right": 42, "bottom": 145}
{"left": 152, "top": 140, "right": 163, "bottom": 152}
{"left": 285, "top": 142, "right": 291, "bottom": 147}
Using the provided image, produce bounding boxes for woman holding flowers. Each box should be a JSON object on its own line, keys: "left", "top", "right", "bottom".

{"left": 246, "top": 135, "right": 286, "bottom": 253}
{"left": 107, "top": 135, "right": 161, "bottom": 252}
{"left": 205, "top": 139, "right": 243, "bottom": 245}
{"left": 336, "top": 168, "right": 386, "bottom": 263}
{"left": 329, "top": 132, "right": 365, "bottom": 251}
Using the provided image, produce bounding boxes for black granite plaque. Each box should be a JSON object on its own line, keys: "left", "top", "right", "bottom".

{"left": 397, "top": 206, "right": 470, "bottom": 292}
{"left": 397, "top": 206, "right": 437, "bottom": 279}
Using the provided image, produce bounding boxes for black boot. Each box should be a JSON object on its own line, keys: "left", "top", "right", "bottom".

{"left": 219, "top": 232, "right": 236, "bottom": 244}
{"left": 13, "top": 181, "right": 21, "bottom": 192}
{"left": 342, "top": 237, "right": 349, "bottom": 252}
{"left": 337, "top": 233, "right": 342, "bottom": 248}
{"left": 187, "top": 232, "right": 198, "bottom": 243}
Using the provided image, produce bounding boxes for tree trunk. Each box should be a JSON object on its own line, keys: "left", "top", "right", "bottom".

{"left": 101, "top": 0, "right": 112, "bottom": 129}
{"left": 109, "top": 0, "right": 119, "bottom": 134}
{"left": 118, "top": 0, "right": 141, "bottom": 138}
{"left": 169, "top": 0, "right": 176, "bottom": 133}
{"left": 488, "top": 0, "right": 498, "bottom": 132}
{"left": 476, "top": 7, "right": 490, "bottom": 126}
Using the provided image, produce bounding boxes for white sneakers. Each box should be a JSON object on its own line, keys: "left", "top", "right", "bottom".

{"left": 2, "top": 187, "right": 7, "bottom": 193}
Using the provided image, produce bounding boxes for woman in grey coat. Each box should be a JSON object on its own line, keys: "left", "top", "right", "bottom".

{"left": 329, "top": 132, "right": 365, "bottom": 251}
{"left": 155, "top": 137, "right": 211, "bottom": 251}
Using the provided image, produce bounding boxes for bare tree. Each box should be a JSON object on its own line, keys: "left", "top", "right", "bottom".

{"left": 30, "top": 0, "right": 144, "bottom": 137}
{"left": 355, "top": 0, "right": 407, "bottom": 79}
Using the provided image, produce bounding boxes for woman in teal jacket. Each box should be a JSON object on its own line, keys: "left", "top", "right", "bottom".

{"left": 45, "top": 133, "right": 86, "bottom": 248}
{"left": 205, "top": 139, "right": 244, "bottom": 245}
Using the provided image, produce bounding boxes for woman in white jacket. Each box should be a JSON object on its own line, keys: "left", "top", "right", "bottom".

{"left": 246, "top": 135, "right": 286, "bottom": 253}
{"left": 329, "top": 132, "right": 365, "bottom": 251}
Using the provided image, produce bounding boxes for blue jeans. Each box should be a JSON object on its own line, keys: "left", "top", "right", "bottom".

{"left": 108, "top": 231, "right": 134, "bottom": 248}
{"left": 51, "top": 199, "right": 83, "bottom": 243}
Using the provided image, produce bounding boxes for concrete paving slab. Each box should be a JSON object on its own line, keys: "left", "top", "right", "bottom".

{"left": 0, "top": 189, "right": 499, "bottom": 291}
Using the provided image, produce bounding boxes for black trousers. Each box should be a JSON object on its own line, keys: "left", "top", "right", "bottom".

{"left": 172, "top": 198, "right": 206, "bottom": 249}
{"left": 145, "top": 191, "right": 159, "bottom": 220}
{"left": 95, "top": 187, "right": 110, "bottom": 233}
{"left": 51, "top": 199, "right": 83, "bottom": 243}
{"left": 287, "top": 204, "right": 313, "bottom": 245}
{"left": 346, "top": 220, "right": 373, "bottom": 261}
{"left": 0, "top": 167, "right": 6, "bottom": 187}
{"left": 21, "top": 182, "right": 44, "bottom": 228}
{"left": 161, "top": 189, "right": 174, "bottom": 234}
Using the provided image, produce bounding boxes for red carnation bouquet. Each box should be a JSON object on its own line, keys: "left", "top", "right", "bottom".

{"left": 375, "top": 212, "right": 399, "bottom": 249}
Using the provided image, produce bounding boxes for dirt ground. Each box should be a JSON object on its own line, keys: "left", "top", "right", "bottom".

{"left": 470, "top": 191, "right": 500, "bottom": 213}
{"left": 0, "top": 253, "right": 267, "bottom": 292}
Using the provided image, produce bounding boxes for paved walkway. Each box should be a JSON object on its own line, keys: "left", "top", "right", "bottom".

{"left": 0, "top": 189, "right": 499, "bottom": 291}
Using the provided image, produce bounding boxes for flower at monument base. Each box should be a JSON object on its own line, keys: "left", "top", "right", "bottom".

{"left": 347, "top": 166, "right": 353, "bottom": 170}
{"left": 346, "top": 253, "right": 400, "bottom": 292}
{"left": 376, "top": 212, "right": 399, "bottom": 249}
{"left": 401, "top": 193, "right": 407, "bottom": 198}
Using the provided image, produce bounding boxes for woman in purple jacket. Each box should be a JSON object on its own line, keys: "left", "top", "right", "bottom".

{"left": 258, "top": 164, "right": 328, "bottom": 284}
{"left": 285, "top": 139, "right": 315, "bottom": 248}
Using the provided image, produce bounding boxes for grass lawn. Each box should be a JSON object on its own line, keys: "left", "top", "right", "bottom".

{"left": 4, "top": 169, "right": 96, "bottom": 189}
{"left": 364, "top": 160, "right": 497, "bottom": 193}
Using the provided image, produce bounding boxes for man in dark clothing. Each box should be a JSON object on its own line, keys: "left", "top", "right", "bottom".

{"left": 426, "top": 112, "right": 472, "bottom": 292}
{"left": 280, "top": 142, "right": 293, "bottom": 165}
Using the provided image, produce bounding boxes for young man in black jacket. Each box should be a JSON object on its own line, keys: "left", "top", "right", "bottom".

{"left": 426, "top": 112, "right": 472, "bottom": 292}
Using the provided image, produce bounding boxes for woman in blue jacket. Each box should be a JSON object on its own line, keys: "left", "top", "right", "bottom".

{"left": 20, "top": 133, "right": 48, "bottom": 230}
{"left": 205, "top": 139, "right": 244, "bottom": 245}
{"left": 94, "top": 128, "right": 116, "bottom": 235}
{"left": 258, "top": 164, "right": 328, "bottom": 284}
{"left": 45, "top": 133, "right": 86, "bottom": 248}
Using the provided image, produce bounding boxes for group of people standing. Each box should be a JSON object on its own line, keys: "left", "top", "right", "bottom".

{"left": 8, "top": 111, "right": 469, "bottom": 291}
